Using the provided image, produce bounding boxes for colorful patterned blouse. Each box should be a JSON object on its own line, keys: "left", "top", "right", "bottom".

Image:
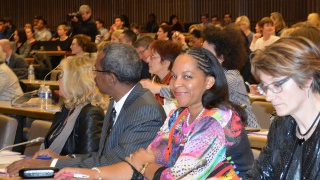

{"left": 148, "top": 107, "right": 253, "bottom": 179}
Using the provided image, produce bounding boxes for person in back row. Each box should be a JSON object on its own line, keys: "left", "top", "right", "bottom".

{"left": 6, "top": 43, "right": 166, "bottom": 176}
{"left": 70, "top": 5, "right": 97, "bottom": 42}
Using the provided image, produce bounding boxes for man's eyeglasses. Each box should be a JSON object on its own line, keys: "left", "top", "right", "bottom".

{"left": 257, "top": 76, "right": 291, "bottom": 95}
{"left": 138, "top": 45, "right": 149, "bottom": 55}
{"left": 92, "top": 66, "right": 110, "bottom": 73}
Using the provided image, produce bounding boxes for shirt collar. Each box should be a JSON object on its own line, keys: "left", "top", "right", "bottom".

{"left": 113, "top": 85, "right": 136, "bottom": 121}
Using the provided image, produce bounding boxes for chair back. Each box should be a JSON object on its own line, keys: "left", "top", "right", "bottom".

{"left": 24, "top": 120, "right": 52, "bottom": 156}
{"left": 251, "top": 101, "right": 275, "bottom": 129}
{"left": 0, "top": 115, "right": 18, "bottom": 150}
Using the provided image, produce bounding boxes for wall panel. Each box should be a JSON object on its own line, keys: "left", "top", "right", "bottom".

{"left": 0, "top": 0, "right": 318, "bottom": 30}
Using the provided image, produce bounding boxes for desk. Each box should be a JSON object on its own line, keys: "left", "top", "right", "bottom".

{"left": 20, "top": 80, "right": 59, "bottom": 89}
{"left": 249, "top": 94, "right": 266, "bottom": 104}
{"left": 32, "top": 51, "right": 72, "bottom": 59}
{"left": 0, "top": 101, "right": 56, "bottom": 120}
{"left": 248, "top": 135, "right": 267, "bottom": 149}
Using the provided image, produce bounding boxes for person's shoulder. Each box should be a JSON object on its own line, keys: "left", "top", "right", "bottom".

{"left": 80, "top": 103, "right": 104, "bottom": 114}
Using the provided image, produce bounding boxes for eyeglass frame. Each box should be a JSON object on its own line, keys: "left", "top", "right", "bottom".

{"left": 257, "top": 76, "right": 291, "bottom": 95}
{"left": 137, "top": 45, "right": 149, "bottom": 55}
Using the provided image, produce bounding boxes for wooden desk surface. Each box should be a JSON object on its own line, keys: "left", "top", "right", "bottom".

{"left": 249, "top": 94, "right": 266, "bottom": 104}
{"left": 20, "top": 80, "right": 59, "bottom": 89}
{"left": 0, "top": 101, "right": 57, "bottom": 119}
{"left": 32, "top": 51, "right": 72, "bottom": 56}
{"left": 248, "top": 135, "right": 267, "bottom": 149}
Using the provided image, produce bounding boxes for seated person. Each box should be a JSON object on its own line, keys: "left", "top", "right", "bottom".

{"left": 140, "top": 40, "right": 181, "bottom": 113}
{"left": 40, "top": 56, "right": 107, "bottom": 155}
{"left": 0, "top": 45, "right": 23, "bottom": 101}
{"left": 55, "top": 47, "right": 253, "bottom": 179}
{"left": 0, "top": 39, "right": 28, "bottom": 79}
{"left": 70, "top": 34, "right": 91, "bottom": 57}
{"left": 246, "top": 37, "right": 320, "bottom": 179}
{"left": 12, "top": 28, "right": 31, "bottom": 58}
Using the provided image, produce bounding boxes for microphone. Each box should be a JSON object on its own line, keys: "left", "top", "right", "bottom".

{"left": 176, "top": 159, "right": 207, "bottom": 180}
{"left": 0, "top": 137, "right": 44, "bottom": 152}
{"left": 43, "top": 64, "right": 61, "bottom": 83}
{"left": 8, "top": 32, "right": 14, "bottom": 40}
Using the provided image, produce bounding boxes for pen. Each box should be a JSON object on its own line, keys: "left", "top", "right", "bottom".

{"left": 62, "top": 173, "right": 89, "bottom": 178}
{"left": 22, "top": 155, "right": 52, "bottom": 160}
{"left": 245, "top": 81, "right": 252, "bottom": 88}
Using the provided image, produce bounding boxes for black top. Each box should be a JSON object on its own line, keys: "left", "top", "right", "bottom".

{"left": 71, "top": 16, "right": 98, "bottom": 42}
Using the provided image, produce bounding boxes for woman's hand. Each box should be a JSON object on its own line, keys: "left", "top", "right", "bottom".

{"left": 252, "top": 33, "right": 262, "bottom": 43}
{"left": 54, "top": 168, "right": 98, "bottom": 180}
{"left": 125, "top": 147, "right": 156, "bottom": 171}
{"left": 140, "top": 79, "right": 162, "bottom": 94}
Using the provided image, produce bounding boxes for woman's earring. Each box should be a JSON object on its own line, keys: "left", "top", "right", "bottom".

{"left": 307, "top": 86, "right": 310, "bottom": 98}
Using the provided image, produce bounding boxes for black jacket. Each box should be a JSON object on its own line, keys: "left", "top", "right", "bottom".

{"left": 245, "top": 116, "right": 320, "bottom": 179}
{"left": 71, "top": 16, "right": 97, "bottom": 42}
{"left": 44, "top": 103, "right": 104, "bottom": 155}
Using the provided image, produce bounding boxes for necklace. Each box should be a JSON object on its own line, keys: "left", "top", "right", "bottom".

{"left": 186, "top": 108, "right": 206, "bottom": 126}
{"left": 297, "top": 111, "right": 320, "bottom": 145}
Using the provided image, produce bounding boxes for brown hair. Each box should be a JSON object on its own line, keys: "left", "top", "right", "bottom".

{"left": 251, "top": 37, "right": 320, "bottom": 93}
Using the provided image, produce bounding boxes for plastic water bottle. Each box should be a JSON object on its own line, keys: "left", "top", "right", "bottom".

{"left": 38, "top": 85, "right": 45, "bottom": 110}
{"left": 28, "top": 65, "right": 35, "bottom": 82}
{"left": 44, "top": 86, "right": 52, "bottom": 110}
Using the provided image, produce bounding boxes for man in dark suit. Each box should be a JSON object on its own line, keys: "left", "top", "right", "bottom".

{"left": 0, "top": 39, "right": 28, "bottom": 79}
{"left": 6, "top": 43, "right": 166, "bottom": 175}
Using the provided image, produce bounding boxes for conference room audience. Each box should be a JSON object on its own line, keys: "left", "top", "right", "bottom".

{"left": 25, "top": 27, "right": 37, "bottom": 51}
{"left": 200, "top": 12, "right": 213, "bottom": 28}
{"left": 246, "top": 37, "right": 320, "bottom": 179}
{"left": 133, "top": 35, "right": 153, "bottom": 79}
{"left": 6, "top": 43, "right": 166, "bottom": 176}
{"left": 203, "top": 26, "right": 260, "bottom": 128}
{"left": 0, "top": 46, "right": 23, "bottom": 101}
{"left": 0, "top": 39, "right": 28, "bottom": 79}
{"left": 12, "top": 27, "right": 31, "bottom": 58}
{"left": 221, "top": 13, "right": 234, "bottom": 27}
{"left": 140, "top": 40, "right": 181, "bottom": 111}
{"left": 168, "top": 15, "right": 184, "bottom": 32}
{"left": 119, "top": 29, "right": 137, "bottom": 45}
{"left": 188, "top": 29, "right": 203, "bottom": 48}
{"left": 270, "top": 12, "right": 287, "bottom": 36}
{"left": 34, "top": 18, "right": 52, "bottom": 41}
{"left": 130, "top": 23, "right": 141, "bottom": 40}
{"left": 55, "top": 47, "right": 253, "bottom": 179}
{"left": 70, "top": 34, "right": 91, "bottom": 57}
{"left": 235, "top": 16, "right": 255, "bottom": 45}
{"left": 70, "top": 5, "right": 97, "bottom": 42}
{"left": 110, "top": 29, "right": 124, "bottom": 43}
{"left": 157, "top": 25, "right": 172, "bottom": 40}
{"left": 250, "top": 17, "right": 280, "bottom": 51}
{"left": 143, "top": 13, "right": 159, "bottom": 33}
{"left": 104, "top": 15, "right": 128, "bottom": 41}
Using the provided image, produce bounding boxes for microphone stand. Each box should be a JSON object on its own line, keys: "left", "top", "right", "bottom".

{"left": 43, "top": 64, "right": 61, "bottom": 83}
{"left": 0, "top": 137, "right": 44, "bottom": 152}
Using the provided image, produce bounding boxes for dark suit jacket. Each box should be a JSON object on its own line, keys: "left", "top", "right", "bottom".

{"left": 55, "top": 83, "right": 166, "bottom": 168}
{"left": 7, "top": 53, "right": 29, "bottom": 79}
{"left": 44, "top": 104, "right": 104, "bottom": 155}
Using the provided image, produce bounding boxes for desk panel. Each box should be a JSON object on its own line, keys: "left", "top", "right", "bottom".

{"left": 0, "top": 101, "right": 56, "bottom": 120}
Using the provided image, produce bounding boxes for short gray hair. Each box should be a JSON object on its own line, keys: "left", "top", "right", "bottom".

{"left": 79, "top": 5, "right": 91, "bottom": 13}
{"left": 133, "top": 36, "right": 154, "bottom": 48}
{"left": 101, "top": 43, "right": 142, "bottom": 84}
